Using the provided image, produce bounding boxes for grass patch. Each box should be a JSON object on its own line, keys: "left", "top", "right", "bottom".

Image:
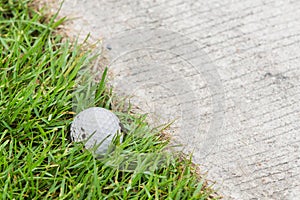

{"left": 0, "top": 0, "right": 219, "bottom": 199}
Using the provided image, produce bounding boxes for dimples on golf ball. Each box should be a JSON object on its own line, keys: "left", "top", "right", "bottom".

{"left": 70, "top": 107, "right": 121, "bottom": 155}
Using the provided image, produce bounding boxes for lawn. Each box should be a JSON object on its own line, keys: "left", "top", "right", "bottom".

{"left": 0, "top": 0, "right": 218, "bottom": 199}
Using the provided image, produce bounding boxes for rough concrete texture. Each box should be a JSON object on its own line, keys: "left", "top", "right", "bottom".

{"left": 41, "top": 0, "right": 300, "bottom": 199}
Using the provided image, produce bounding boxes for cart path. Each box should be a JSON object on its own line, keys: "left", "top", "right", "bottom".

{"left": 41, "top": 0, "right": 300, "bottom": 199}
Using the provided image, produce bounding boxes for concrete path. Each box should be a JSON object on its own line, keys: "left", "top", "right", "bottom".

{"left": 41, "top": 0, "right": 300, "bottom": 199}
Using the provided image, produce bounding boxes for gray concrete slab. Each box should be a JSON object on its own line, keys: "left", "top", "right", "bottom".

{"left": 40, "top": 0, "right": 300, "bottom": 199}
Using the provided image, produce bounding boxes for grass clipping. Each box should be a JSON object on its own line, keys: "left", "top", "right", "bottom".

{"left": 0, "top": 0, "right": 219, "bottom": 199}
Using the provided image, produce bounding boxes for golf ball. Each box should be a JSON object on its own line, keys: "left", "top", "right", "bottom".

{"left": 70, "top": 107, "right": 121, "bottom": 155}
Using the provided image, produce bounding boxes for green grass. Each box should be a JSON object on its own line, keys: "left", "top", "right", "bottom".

{"left": 0, "top": 0, "right": 218, "bottom": 199}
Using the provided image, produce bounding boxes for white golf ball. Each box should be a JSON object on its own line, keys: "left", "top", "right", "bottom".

{"left": 70, "top": 107, "right": 121, "bottom": 155}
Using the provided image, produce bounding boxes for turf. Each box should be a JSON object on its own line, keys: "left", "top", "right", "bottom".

{"left": 0, "top": 0, "right": 218, "bottom": 199}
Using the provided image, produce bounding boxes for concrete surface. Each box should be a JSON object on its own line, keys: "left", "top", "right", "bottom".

{"left": 40, "top": 0, "right": 300, "bottom": 199}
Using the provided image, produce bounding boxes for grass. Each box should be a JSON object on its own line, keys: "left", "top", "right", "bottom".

{"left": 0, "top": 0, "right": 219, "bottom": 199}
